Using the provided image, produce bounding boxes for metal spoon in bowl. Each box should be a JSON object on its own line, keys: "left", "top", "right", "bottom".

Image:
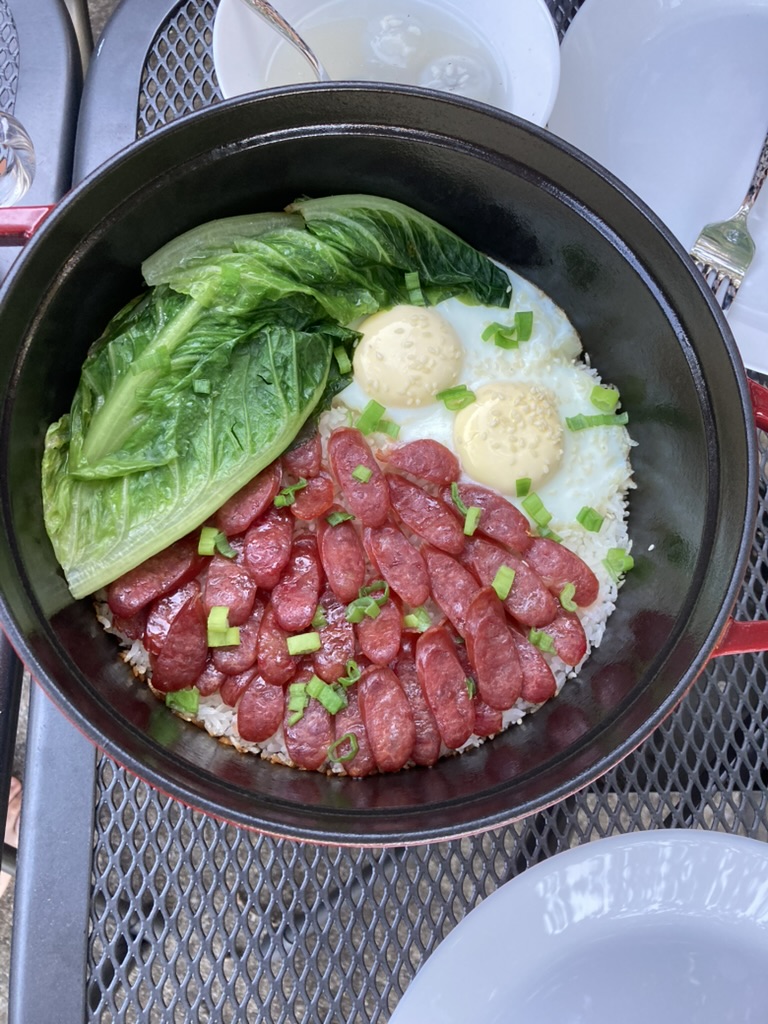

{"left": 236, "top": 0, "right": 332, "bottom": 83}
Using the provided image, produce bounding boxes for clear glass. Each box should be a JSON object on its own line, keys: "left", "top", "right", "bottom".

{"left": 0, "top": 111, "right": 35, "bottom": 206}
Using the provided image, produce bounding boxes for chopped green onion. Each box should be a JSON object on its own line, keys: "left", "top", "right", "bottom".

{"left": 311, "top": 605, "right": 328, "bottom": 630}
{"left": 327, "top": 732, "right": 360, "bottom": 763}
{"left": 286, "top": 631, "right": 322, "bottom": 656}
{"left": 513, "top": 310, "right": 534, "bottom": 341}
{"left": 480, "top": 311, "right": 534, "bottom": 349}
{"left": 207, "top": 606, "right": 230, "bottom": 633}
{"left": 306, "top": 674, "right": 347, "bottom": 714}
{"left": 359, "top": 580, "right": 390, "bottom": 606}
{"left": 193, "top": 379, "right": 211, "bottom": 395}
{"left": 450, "top": 481, "right": 469, "bottom": 516}
{"left": 403, "top": 606, "right": 432, "bottom": 632}
{"left": 165, "top": 687, "right": 200, "bottom": 715}
{"left": 435, "top": 384, "right": 476, "bottom": 411}
{"left": 334, "top": 346, "right": 352, "bottom": 375}
{"left": 538, "top": 526, "right": 562, "bottom": 543}
{"left": 338, "top": 659, "right": 361, "bottom": 688}
{"left": 529, "top": 628, "right": 556, "bottom": 654}
{"left": 590, "top": 384, "right": 620, "bottom": 413}
{"left": 379, "top": 419, "right": 401, "bottom": 439}
{"left": 207, "top": 626, "right": 241, "bottom": 648}
{"left": 463, "top": 506, "right": 482, "bottom": 536}
{"left": 287, "top": 682, "right": 308, "bottom": 726}
{"left": 515, "top": 478, "right": 532, "bottom": 497}
{"left": 326, "top": 509, "right": 355, "bottom": 526}
{"left": 465, "top": 677, "right": 477, "bottom": 699}
{"left": 559, "top": 582, "right": 577, "bottom": 612}
{"left": 492, "top": 565, "right": 516, "bottom": 600}
{"left": 522, "top": 492, "right": 553, "bottom": 528}
{"left": 604, "top": 547, "right": 635, "bottom": 582}
{"left": 345, "top": 596, "right": 381, "bottom": 623}
{"left": 576, "top": 506, "right": 605, "bottom": 533}
{"left": 566, "top": 412, "right": 629, "bottom": 431}
{"left": 198, "top": 525, "right": 219, "bottom": 555}
{"left": 351, "top": 464, "right": 372, "bottom": 484}
{"left": 214, "top": 532, "right": 237, "bottom": 559}
{"left": 404, "top": 270, "right": 426, "bottom": 306}
{"left": 356, "top": 399, "right": 386, "bottom": 435}
{"left": 274, "top": 478, "right": 308, "bottom": 507}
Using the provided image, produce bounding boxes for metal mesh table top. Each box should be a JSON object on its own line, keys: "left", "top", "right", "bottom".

{"left": 16, "top": 1, "right": 768, "bottom": 1021}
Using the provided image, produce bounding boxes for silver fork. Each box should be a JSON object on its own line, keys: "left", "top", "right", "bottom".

{"left": 690, "top": 126, "right": 768, "bottom": 310}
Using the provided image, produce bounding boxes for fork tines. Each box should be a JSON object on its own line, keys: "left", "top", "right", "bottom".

{"left": 691, "top": 257, "right": 739, "bottom": 311}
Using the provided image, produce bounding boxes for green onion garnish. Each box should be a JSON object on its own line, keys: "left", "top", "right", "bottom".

{"left": 356, "top": 399, "right": 386, "bottom": 435}
{"left": 435, "top": 384, "right": 476, "bottom": 411}
{"left": 576, "top": 506, "right": 605, "bottom": 533}
{"left": 359, "top": 580, "right": 390, "bottom": 605}
{"left": 351, "top": 464, "right": 372, "bottom": 484}
{"left": 206, "top": 607, "right": 240, "bottom": 648}
{"left": 463, "top": 506, "right": 482, "bottom": 536}
{"left": 274, "top": 478, "right": 308, "bottom": 508}
{"left": 311, "top": 605, "right": 328, "bottom": 630}
{"left": 326, "top": 510, "right": 355, "bottom": 526}
{"left": 287, "top": 682, "right": 308, "bottom": 726}
{"left": 379, "top": 419, "right": 401, "bottom": 439}
{"left": 450, "top": 482, "right": 469, "bottom": 516}
{"left": 465, "top": 677, "right": 477, "bottom": 699}
{"left": 286, "top": 632, "right": 322, "bottom": 656}
{"left": 522, "top": 492, "right": 553, "bottom": 528}
{"left": 165, "top": 687, "right": 200, "bottom": 715}
{"left": 345, "top": 596, "right": 382, "bottom": 623}
{"left": 559, "top": 583, "right": 577, "bottom": 612}
{"left": 515, "top": 478, "right": 532, "bottom": 497}
{"left": 492, "top": 565, "right": 516, "bottom": 600}
{"left": 480, "top": 312, "right": 534, "bottom": 349}
{"left": 529, "top": 628, "right": 556, "bottom": 654}
{"left": 327, "top": 732, "right": 360, "bottom": 763}
{"left": 604, "top": 547, "right": 635, "bottom": 582}
{"left": 193, "top": 379, "right": 211, "bottom": 395}
{"left": 403, "top": 606, "right": 432, "bottom": 632}
{"left": 338, "top": 660, "right": 361, "bottom": 688}
{"left": 566, "top": 412, "right": 629, "bottom": 431}
{"left": 404, "top": 270, "right": 426, "bottom": 306}
{"left": 590, "top": 384, "right": 620, "bottom": 413}
{"left": 214, "top": 532, "right": 237, "bottom": 559}
{"left": 198, "top": 526, "right": 219, "bottom": 555}
{"left": 306, "top": 674, "right": 347, "bottom": 714}
{"left": 207, "top": 606, "right": 229, "bottom": 632}
{"left": 334, "top": 346, "right": 352, "bottom": 375}
{"left": 538, "top": 526, "right": 562, "bottom": 543}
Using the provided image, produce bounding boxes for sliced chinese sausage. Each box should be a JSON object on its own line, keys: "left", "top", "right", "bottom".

{"left": 237, "top": 673, "right": 286, "bottom": 743}
{"left": 509, "top": 629, "right": 557, "bottom": 704}
{"left": 317, "top": 512, "right": 366, "bottom": 604}
{"left": 355, "top": 593, "right": 402, "bottom": 666}
{"left": 282, "top": 432, "right": 322, "bottom": 479}
{"left": 473, "top": 700, "right": 503, "bottom": 738}
{"left": 441, "top": 483, "right": 532, "bottom": 555}
{"left": 107, "top": 534, "right": 205, "bottom": 618}
{"left": 195, "top": 658, "right": 226, "bottom": 697}
{"left": 202, "top": 553, "right": 257, "bottom": 626}
{"left": 145, "top": 581, "right": 208, "bottom": 693}
{"left": 422, "top": 545, "right": 481, "bottom": 634}
{"left": 256, "top": 602, "right": 298, "bottom": 686}
{"left": 214, "top": 460, "right": 282, "bottom": 535}
{"left": 332, "top": 686, "right": 376, "bottom": 778}
{"left": 243, "top": 507, "right": 294, "bottom": 589}
{"left": 539, "top": 608, "right": 588, "bottom": 667}
{"left": 283, "top": 662, "right": 334, "bottom": 771}
{"left": 463, "top": 587, "right": 523, "bottom": 710}
{"left": 358, "top": 666, "right": 416, "bottom": 773}
{"left": 111, "top": 608, "right": 147, "bottom": 641}
{"left": 463, "top": 536, "right": 558, "bottom": 628}
{"left": 271, "top": 535, "right": 323, "bottom": 632}
{"left": 415, "top": 625, "right": 476, "bottom": 749}
{"left": 212, "top": 598, "right": 264, "bottom": 675}
{"left": 290, "top": 473, "right": 335, "bottom": 521}
{"left": 523, "top": 536, "right": 599, "bottom": 607}
{"left": 313, "top": 587, "right": 356, "bottom": 683}
{"left": 221, "top": 667, "right": 259, "bottom": 707}
{"left": 363, "top": 525, "right": 430, "bottom": 608}
{"left": 327, "top": 427, "right": 390, "bottom": 527}
{"left": 387, "top": 475, "right": 465, "bottom": 556}
{"left": 379, "top": 439, "right": 460, "bottom": 485}
{"left": 394, "top": 637, "right": 441, "bottom": 767}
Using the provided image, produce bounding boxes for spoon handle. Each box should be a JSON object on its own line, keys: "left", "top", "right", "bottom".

{"left": 236, "top": 0, "right": 332, "bottom": 83}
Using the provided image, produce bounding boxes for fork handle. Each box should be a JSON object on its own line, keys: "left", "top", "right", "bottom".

{"left": 739, "top": 127, "right": 768, "bottom": 215}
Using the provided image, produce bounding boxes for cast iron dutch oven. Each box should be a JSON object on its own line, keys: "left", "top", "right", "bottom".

{"left": 1, "top": 85, "right": 767, "bottom": 845}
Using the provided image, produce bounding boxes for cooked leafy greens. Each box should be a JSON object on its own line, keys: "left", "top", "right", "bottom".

{"left": 42, "top": 195, "right": 510, "bottom": 599}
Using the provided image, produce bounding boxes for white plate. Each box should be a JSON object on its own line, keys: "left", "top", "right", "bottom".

{"left": 390, "top": 830, "right": 768, "bottom": 1024}
{"left": 212, "top": 0, "right": 560, "bottom": 126}
{"left": 547, "top": 0, "right": 768, "bottom": 373}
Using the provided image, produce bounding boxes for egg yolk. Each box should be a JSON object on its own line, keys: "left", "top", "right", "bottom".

{"left": 352, "top": 305, "right": 463, "bottom": 408}
{"left": 454, "top": 382, "right": 563, "bottom": 494}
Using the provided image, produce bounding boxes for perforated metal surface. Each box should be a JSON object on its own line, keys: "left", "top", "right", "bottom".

{"left": 82, "top": 2, "right": 768, "bottom": 1021}
{"left": 0, "top": 0, "right": 19, "bottom": 114}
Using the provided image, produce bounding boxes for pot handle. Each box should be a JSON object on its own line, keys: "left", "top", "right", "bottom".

{"left": 0, "top": 206, "right": 54, "bottom": 246}
{"left": 0, "top": 632, "right": 24, "bottom": 881}
{"left": 709, "top": 379, "right": 768, "bottom": 659}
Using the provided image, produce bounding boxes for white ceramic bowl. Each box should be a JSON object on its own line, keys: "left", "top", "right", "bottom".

{"left": 213, "top": 0, "right": 561, "bottom": 126}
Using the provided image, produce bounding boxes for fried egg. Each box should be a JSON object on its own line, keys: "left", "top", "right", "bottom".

{"left": 336, "top": 266, "right": 633, "bottom": 542}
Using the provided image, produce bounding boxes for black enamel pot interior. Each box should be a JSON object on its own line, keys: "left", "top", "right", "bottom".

{"left": 0, "top": 85, "right": 756, "bottom": 845}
